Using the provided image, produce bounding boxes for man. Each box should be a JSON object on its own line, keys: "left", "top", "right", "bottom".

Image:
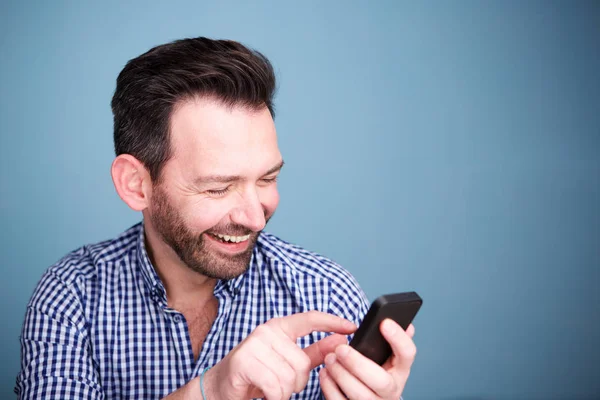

{"left": 16, "top": 37, "right": 416, "bottom": 399}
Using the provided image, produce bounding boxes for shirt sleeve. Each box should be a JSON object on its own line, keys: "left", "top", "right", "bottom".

{"left": 320, "top": 272, "right": 410, "bottom": 400}
{"left": 15, "top": 270, "right": 104, "bottom": 399}
{"left": 315, "top": 266, "right": 369, "bottom": 400}
{"left": 326, "top": 266, "right": 370, "bottom": 337}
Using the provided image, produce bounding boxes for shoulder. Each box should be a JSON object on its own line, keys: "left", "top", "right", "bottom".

{"left": 256, "top": 232, "right": 369, "bottom": 321}
{"left": 29, "top": 224, "right": 141, "bottom": 309}
{"left": 257, "top": 232, "right": 360, "bottom": 289}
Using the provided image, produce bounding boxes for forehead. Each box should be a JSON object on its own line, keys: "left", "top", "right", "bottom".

{"left": 167, "top": 97, "right": 280, "bottom": 178}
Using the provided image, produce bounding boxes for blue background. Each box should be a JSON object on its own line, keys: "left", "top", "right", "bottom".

{"left": 1, "top": 1, "right": 599, "bottom": 399}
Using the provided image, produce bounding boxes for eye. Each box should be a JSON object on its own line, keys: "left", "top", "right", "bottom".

{"left": 206, "top": 187, "right": 230, "bottom": 196}
{"left": 261, "top": 176, "right": 278, "bottom": 184}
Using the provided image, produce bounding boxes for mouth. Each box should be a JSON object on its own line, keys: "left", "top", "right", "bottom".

{"left": 207, "top": 233, "right": 251, "bottom": 243}
{"left": 204, "top": 232, "right": 252, "bottom": 253}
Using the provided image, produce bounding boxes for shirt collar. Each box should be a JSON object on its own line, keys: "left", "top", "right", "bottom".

{"left": 136, "top": 223, "right": 165, "bottom": 299}
{"left": 135, "top": 221, "right": 248, "bottom": 299}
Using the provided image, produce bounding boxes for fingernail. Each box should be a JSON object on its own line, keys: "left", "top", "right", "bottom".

{"left": 325, "top": 353, "right": 336, "bottom": 365}
{"left": 383, "top": 319, "right": 397, "bottom": 335}
{"left": 336, "top": 345, "right": 350, "bottom": 358}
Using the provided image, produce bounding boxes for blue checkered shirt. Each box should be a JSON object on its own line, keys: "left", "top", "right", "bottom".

{"left": 16, "top": 222, "right": 369, "bottom": 399}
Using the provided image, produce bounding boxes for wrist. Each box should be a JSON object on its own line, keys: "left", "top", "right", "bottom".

{"left": 201, "top": 366, "right": 218, "bottom": 400}
{"left": 199, "top": 367, "right": 210, "bottom": 400}
{"left": 186, "top": 377, "right": 202, "bottom": 400}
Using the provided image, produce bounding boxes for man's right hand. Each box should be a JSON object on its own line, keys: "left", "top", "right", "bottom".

{"left": 203, "top": 311, "right": 357, "bottom": 400}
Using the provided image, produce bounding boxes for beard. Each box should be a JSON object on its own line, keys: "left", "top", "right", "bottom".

{"left": 148, "top": 184, "right": 266, "bottom": 280}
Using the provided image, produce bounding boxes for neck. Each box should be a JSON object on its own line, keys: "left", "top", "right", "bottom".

{"left": 142, "top": 217, "right": 217, "bottom": 307}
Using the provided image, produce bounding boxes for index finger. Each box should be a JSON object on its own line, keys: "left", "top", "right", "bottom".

{"left": 273, "top": 310, "right": 357, "bottom": 339}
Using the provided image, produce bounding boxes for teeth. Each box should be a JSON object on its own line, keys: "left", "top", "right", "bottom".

{"left": 215, "top": 233, "right": 250, "bottom": 243}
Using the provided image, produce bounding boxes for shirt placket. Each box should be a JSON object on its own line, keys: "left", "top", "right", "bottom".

{"left": 164, "top": 305, "right": 194, "bottom": 383}
{"left": 190, "top": 287, "right": 233, "bottom": 378}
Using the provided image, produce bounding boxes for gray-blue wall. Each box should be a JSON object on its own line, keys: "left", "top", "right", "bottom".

{"left": 1, "top": 1, "right": 598, "bottom": 399}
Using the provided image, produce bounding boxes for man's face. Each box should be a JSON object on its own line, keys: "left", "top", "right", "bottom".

{"left": 147, "top": 98, "right": 282, "bottom": 279}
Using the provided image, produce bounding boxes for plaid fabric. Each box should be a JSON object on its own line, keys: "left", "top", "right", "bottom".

{"left": 16, "top": 222, "right": 369, "bottom": 399}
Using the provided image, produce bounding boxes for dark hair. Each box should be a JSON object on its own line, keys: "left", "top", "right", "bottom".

{"left": 111, "top": 37, "right": 277, "bottom": 182}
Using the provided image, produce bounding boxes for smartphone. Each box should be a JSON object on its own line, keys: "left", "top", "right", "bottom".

{"left": 349, "top": 292, "right": 422, "bottom": 365}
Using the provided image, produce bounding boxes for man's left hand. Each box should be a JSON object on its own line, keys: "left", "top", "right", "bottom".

{"left": 319, "top": 320, "right": 417, "bottom": 399}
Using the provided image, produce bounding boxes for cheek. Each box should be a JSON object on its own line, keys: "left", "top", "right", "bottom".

{"left": 181, "top": 200, "right": 231, "bottom": 232}
{"left": 262, "top": 187, "right": 280, "bottom": 217}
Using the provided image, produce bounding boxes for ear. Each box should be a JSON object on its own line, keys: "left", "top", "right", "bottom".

{"left": 111, "top": 155, "right": 152, "bottom": 211}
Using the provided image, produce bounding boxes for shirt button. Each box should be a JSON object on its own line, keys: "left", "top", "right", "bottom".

{"left": 173, "top": 314, "right": 183, "bottom": 323}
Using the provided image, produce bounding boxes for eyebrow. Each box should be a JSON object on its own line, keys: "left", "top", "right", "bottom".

{"left": 194, "top": 160, "right": 285, "bottom": 185}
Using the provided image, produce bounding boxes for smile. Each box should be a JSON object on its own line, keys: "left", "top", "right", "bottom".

{"left": 208, "top": 233, "right": 251, "bottom": 243}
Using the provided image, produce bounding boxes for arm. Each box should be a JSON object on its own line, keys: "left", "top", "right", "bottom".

{"left": 15, "top": 271, "right": 104, "bottom": 399}
{"left": 162, "top": 311, "right": 356, "bottom": 400}
{"left": 326, "top": 269, "right": 370, "bottom": 338}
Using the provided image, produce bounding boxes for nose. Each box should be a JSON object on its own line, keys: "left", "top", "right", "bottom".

{"left": 230, "top": 186, "right": 266, "bottom": 232}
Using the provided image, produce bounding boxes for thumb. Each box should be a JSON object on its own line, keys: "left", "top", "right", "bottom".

{"left": 303, "top": 333, "right": 349, "bottom": 369}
